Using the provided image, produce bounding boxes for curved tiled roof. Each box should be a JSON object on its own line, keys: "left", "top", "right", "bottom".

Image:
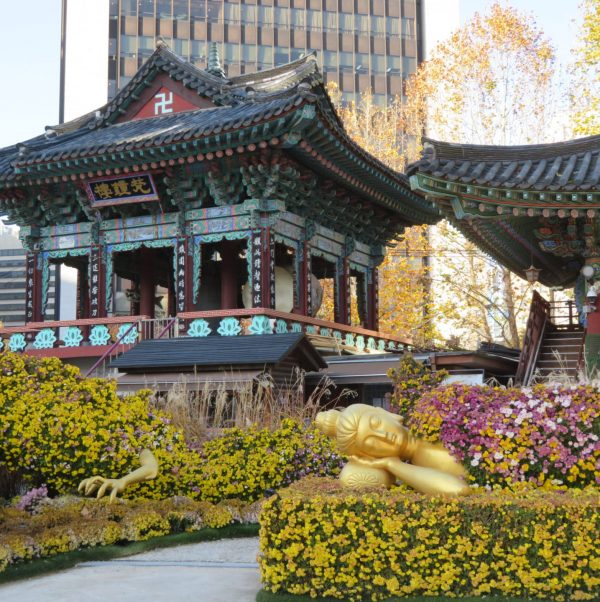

{"left": 11, "top": 98, "right": 303, "bottom": 169}
{"left": 0, "top": 44, "right": 439, "bottom": 234}
{"left": 409, "top": 135, "right": 600, "bottom": 191}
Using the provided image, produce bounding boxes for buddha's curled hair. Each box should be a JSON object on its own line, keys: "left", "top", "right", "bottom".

{"left": 315, "top": 404, "right": 372, "bottom": 455}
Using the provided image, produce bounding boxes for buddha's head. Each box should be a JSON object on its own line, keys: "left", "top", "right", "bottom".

{"left": 315, "top": 404, "right": 414, "bottom": 459}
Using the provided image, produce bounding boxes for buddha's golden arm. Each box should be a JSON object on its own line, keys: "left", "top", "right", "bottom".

{"left": 78, "top": 449, "right": 159, "bottom": 502}
{"left": 352, "top": 456, "right": 470, "bottom": 496}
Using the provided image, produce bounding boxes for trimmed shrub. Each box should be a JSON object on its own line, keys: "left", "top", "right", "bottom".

{"left": 407, "top": 384, "right": 600, "bottom": 489}
{"left": 0, "top": 352, "right": 202, "bottom": 499}
{"left": 259, "top": 477, "right": 600, "bottom": 601}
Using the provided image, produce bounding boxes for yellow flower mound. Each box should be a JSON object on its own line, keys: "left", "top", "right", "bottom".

{"left": 0, "top": 496, "right": 258, "bottom": 573}
{"left": 0, "top": 353, "right": 340, "bottom": 503}
{"left": 259, "top": 477, "right": 600, "bottom": 601}
{"left": 0, "top": 352, "right": 202, "bottom": 499}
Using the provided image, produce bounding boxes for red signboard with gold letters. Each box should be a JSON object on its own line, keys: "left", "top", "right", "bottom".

{"left": 85, "top": 174, "right": 159, "bottom": 207}
{"left": 132, "top": 86, "right": 198, "bottom": 120}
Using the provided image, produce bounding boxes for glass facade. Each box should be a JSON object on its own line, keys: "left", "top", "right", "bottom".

{"left": 108, "top": 0, "right": 423, "bottom": 105}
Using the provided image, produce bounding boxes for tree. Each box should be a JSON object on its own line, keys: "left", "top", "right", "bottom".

{"left": 402, "top": 2, "right": 562, "bottom": 348}
{"left": 324, "top": 84, "right": 438, "bottom": 345}
{"left": 408, "top": 2, "right": 559, "bottom": 145}
{"left": 570, "top": 0, "right": 600, "bottom": 135}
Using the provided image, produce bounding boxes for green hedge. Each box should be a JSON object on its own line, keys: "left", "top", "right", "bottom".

{"left": 259, "top": 478, "right": 599, "bottom": 602}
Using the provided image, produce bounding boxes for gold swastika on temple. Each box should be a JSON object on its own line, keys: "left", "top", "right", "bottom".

{"left": 131, "top": 177, "right": 152, "bottom": 194}
{"left": 93, "top": 183, "right": 113, "bottom": 199}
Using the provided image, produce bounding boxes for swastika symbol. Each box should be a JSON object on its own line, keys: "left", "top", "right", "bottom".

{"left": 154, "top": 91, "right": 174, "bottom": 115}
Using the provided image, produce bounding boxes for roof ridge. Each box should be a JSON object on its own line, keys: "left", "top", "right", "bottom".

{"left": 421, "top": 135, "right": 600, "bottom": 162}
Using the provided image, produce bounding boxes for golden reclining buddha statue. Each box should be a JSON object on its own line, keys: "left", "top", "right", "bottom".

{"left": 315, "top": 404, "right": 470, "bottom": 496}
{"left": 78, "top": 404, "right": 468, "bottom": 500}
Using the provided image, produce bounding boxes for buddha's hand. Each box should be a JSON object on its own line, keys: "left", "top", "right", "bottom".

{"left": 349, "top": 456, "right": 394, "bottom": 470}
{"left": 78, "top": 476, "right": 127, "bottom": 502}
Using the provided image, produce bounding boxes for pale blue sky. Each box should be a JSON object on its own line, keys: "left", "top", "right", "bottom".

{"left": 0, "top": 0, "right": 583, "bottom": 149}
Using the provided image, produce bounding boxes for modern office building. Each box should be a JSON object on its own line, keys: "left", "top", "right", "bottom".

{"left": 0, "top": 224, "right": 58, "bottom": 327}
{"left": 61, "top": 0, "right": 458, "bottom": 122}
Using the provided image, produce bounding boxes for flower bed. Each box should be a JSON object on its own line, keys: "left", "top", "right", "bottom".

{"left": 407, "top": 384, "right": 600, "bottom": 489}
{"left": 0, "top": 352, "right": 342, "bottom": 503}
{"left": 0, "top": 495, "right": 260, "bottom": 574}
{"left": 259, "top": 478, "right": 600, "bottom": 602}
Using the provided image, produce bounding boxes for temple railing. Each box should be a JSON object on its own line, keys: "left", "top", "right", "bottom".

{"left": 176, "top": 308, "right": 412, "bottom": 354}
{"left": 515, "top": 294, "right": 582, "bottom": 385}
{"left": 0, "top": 309, "right": 411, "bottom": 357}
{"left": 515, "top": 292, "right": 550, "bottom": 385}
{"left": 0, "top": 316, "right": 150, "bottom": 355}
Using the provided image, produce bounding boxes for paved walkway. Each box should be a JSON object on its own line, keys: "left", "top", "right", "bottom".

{"left": 0, "top": 537, "right": 262, "bottom": 602}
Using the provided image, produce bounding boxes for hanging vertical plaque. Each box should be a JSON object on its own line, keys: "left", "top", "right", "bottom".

{"left": 251, "top": 231, "right": 263, "bottom": 307}
{"left": 267, "top": 228, "right": 276, "bottom": 309}
{"left": 25, "top": 253, "right": 36, "bottom": 322}
{"left": 176, "top": 237, "right": 187, "bottom": 314}
{"left": 89, "top": 245, "right": 102, "bottom": 319}
{"left": 372, "top": 267, "right": 379, "bottom": 331}
{"left": 305, "top": 244, "right": 312, "bottom": 317}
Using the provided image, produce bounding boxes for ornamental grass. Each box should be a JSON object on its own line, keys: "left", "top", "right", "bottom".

{"left": 259, "top": 477, "right": 600, "bottom": 602}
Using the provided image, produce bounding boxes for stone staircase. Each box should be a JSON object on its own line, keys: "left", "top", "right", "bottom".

{"left": 533, "top": 328, "right": 584, "bottom": 381}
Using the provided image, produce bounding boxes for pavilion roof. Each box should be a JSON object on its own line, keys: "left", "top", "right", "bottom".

{"left": 0, "top": 44, "right": 439, "bottom": 238}
{"left": 410, "top": 136, "right": 600, "bottom": 192}
{"left": 408, "top": 136, "right": 600, "bottom": 288}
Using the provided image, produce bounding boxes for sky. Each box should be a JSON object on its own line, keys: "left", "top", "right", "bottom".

{"left": 0, "top": 0, "right": 585, "bottom": 149}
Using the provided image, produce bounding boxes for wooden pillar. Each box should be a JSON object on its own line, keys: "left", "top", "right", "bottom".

{"left": 366, "top": 267, "right": 379, "bottom": 331}
{"left": 77, "top": 263, "right": 90, "bottom": 319}
{"left": 139, "top": 248, "right": 155, "bottom": 318}
{"left": 300, "top": 241, "right": 312, "bottom": 316}
{"left": 25, "top": 252, "right": 43, "bottom": 323}
{"left": 89, "top": 244, "right": 106, "bottom": 318}
{"left": 335, "top": 257, "right": 351, "bottom": 325}
{"left": 220, "top": 239, "right": 239, "bottom": 309}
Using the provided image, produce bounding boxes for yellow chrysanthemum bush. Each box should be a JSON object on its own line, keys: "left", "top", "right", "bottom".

{"left": 195, "top": 419, "right": 344, "bottom": 502}
{"left": 259, "top": 477, "right": 600, "bottom": 601}
{"left": 0, "top": 495, "right": 260, "bottom": 574}
{"left": 387, "top": 353, "right": 448, "bottom": 417}
{"left": 0, "top": 352, "right": 203, "bottom": 499}
{"left": 0, "top": 352, "right": 342, "bottom": 503}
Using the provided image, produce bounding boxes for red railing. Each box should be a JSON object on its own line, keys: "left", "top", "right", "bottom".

{"left": 515, "top": 292, "right": 551, "bottom": 385}
{"left": 516, "top": 294, "right": 582, "bottom": 385}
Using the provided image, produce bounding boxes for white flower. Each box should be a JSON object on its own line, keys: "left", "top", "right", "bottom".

{"left": 470, "top": 458, "right": 480, "bottom": 467}
{"left": 506, "top": 431, "right": 515, "bottom": 438}
{"left": 493, "top": 452, "right": 504, "bottom": 460}
{"left": 500, "top": 407, "right": 513, "bottom": 416}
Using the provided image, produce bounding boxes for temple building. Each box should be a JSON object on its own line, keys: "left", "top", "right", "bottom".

{"left": 0, "top": 43, "right": 440, "bottom": 389}
{"left": 408, "top": 136, "right": 600, "bottom": 382}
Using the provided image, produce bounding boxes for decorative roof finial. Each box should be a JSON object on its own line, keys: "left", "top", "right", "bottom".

{"left": 207, "top": 42, "right": 225, "bottom": 78}
{"left": 156, "top": 36, "right": 168, "bottom": 49}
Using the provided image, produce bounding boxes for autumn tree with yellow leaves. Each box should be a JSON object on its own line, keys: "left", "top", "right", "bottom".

{"left": 570, "top": 0, "right": 600, "bottom": 135}
{"left": 323, "top": 83, "right": 438, "bottom": 346}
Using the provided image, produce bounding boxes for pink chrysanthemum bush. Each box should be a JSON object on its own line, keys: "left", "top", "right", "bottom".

{"left": 407, "top": 384, "right": 600, "bottom": 489}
